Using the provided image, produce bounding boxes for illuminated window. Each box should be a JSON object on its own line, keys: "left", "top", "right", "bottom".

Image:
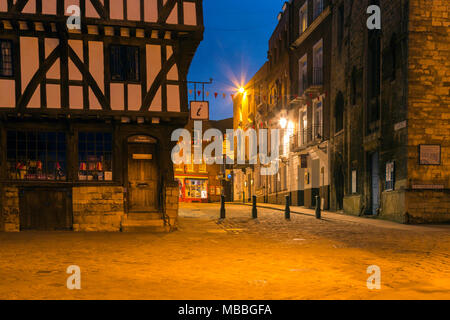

{"left": 299, "top": 3, "right": 308, "bottom": 34}
{"left": 7, "top": 131, "right": 66, "bottom": 181}
{"left": 78, "top": 132, "right": 113, "bottom": 181}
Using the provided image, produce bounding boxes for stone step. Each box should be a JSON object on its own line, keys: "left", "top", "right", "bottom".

{"left": 121, "top": 225, "right": 168, "bottom": 233}
{"left": 126, "top": 212, "right": 162, "bottom": 220}
{"left": 121, "top": 216, "right": 168, "bottom": 233}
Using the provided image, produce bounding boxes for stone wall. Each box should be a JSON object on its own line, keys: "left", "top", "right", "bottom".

{"left": 165, "top": 184, "right": 179, "bottom": 230}
{"left": 72, "top": 186, "right": 124, "bottom": 232}
{"left": 1, "top": 187, "right": 20, "bottom": 232}
{"left": 406, "top": 0, "right": 450, "bottom": 222}
{"left": 343, "top": 195, "right": 362, "bottom": 217}
{"left": 380, "top": 190, "right": 407, "bottom": 223}
{"left": 406, "top": 190, "right": 450, "bottom": 224}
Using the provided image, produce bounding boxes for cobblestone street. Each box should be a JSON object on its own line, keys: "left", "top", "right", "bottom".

{"left": 1, "top": 203, "right": 449, "bottom": 300}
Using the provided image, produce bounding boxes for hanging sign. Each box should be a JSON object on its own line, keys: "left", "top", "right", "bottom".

{"left": 190, "top": 101, "right": 209, "bottom": 120}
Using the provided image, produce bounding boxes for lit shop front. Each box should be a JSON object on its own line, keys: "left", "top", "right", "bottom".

{"left": 175, "top": 175, "right": 209, "bottom": 203}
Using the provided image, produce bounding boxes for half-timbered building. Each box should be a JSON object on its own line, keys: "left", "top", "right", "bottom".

{"left": 0, "top": 0, "right": 204, "bottom": 232}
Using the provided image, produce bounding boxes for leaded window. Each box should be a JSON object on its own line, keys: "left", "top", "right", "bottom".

{"left": 7, "top": 131, "right": 66, "bottom": 181}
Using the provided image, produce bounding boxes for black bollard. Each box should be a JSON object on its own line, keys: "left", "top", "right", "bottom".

{"left": 285, "top": 195, "right": 291, "bottom": 220}
{"left": 315, "top": 195, "right": 321, "bottom": 219}
{"left": 220, "top": 195, "right": 226, "bottom": 219}
{"left": 252, "top": 195, "right": 257, "bottom": 219}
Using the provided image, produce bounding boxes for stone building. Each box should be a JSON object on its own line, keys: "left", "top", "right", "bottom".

{"left": 0, "top": 0, "right": 204, "bottom": 232}
{"left": 234, "top": 0, "right": 449, "bottom": 223}
{"left": 329, "top": 0, "right": 449, "bottom": 223}
{"left": 233, "top": 0, "right": 332, "bottom": 209}
{"left": 174, "top": 118, "right": 233, "bottom": 203}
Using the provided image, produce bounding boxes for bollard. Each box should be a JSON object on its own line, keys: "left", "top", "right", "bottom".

{"left": 315, "top": 195, "right": 321, "bottom": 219}
{"left": 285, "top": 195, "right": 291, "bottom": 220}
{"left": 220, "top": 195, "right": 226, "bottom": 219}
{"left": 252, "top": 195, "right": 257, "bottom": 219}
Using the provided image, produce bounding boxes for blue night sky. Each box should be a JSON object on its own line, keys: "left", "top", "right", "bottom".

{"left": 187, "top": 0, "right": 286, "bottom": 120}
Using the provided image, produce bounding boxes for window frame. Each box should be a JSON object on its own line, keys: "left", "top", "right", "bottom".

{"left": 0, "top": 39, "right": 14, "bottom": 78}
{"left": 77, "top": 131, "right": 114, "bottom": 182}
{"left": 299, "top": 2, "right": 308, "bottom": 35}
{"left": 6, "top": 130, "right": 67, "bottom": 181}
{"left": 109, "top": 45, "right": 141, "bottom": 83}
{"left": 298, "top": 54, "right": 308, "bottom": 95}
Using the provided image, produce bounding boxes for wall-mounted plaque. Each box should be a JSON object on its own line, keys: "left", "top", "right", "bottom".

{"left": 133, "top": 154, "right": 152, "bottom": 160}
{"left": 128, "top": 135, "right": 157, "bottom": 144}
{"left": 385, "top": 161, "right": 395, "bottom": 191}
{"left": 419, "top": 145, "right": 441, "bottom": 165}
{"left": 190, "top": 101, "right": 209, "bottom": 120}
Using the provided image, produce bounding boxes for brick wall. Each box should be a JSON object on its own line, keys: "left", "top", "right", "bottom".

{"left": 72, "top": 186, "right": 124, "bottom": 232}
{"left": 0, "top": 187, "right": 20, "bottom": 232}
{"left": 407, "top": 0, "right": 450, "bottom": 222}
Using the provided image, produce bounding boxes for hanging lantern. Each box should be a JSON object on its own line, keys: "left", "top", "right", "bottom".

{"left": 214, "top": 92, "right": 218, "bottom": 98}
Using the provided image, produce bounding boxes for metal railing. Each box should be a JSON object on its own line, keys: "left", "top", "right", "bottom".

{"left": 312, "top": 67, "right": 323, "bottom": 86}
{"left": 299, "top": 75, "right": 308, "bottom": 95}
{"left": 289, "top": 124, "right": 325, "bottom": 150}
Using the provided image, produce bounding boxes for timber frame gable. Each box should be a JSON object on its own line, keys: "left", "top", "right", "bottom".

{"left": 0, "top": 0, "right": 204, "bottom": 120}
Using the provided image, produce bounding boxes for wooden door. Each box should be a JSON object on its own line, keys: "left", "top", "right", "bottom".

{"left": 19, "top": 189, "right": 72, "bottom": 231}
{"left": 127, "top": 143, "right": 158, "bottom": 212}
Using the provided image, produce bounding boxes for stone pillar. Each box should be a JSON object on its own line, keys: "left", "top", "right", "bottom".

{"left": 1, "top": 187, "right": 20, "bottom": 232}
{"left": 164, "top": 182, "right": 179, "bottom": 231}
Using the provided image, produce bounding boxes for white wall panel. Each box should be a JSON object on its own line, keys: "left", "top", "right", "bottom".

{"left": 42, "top": 0, "right": 57, "bottom": 15}
{"left": 167, "top": 85, "right": 180, "bottom": 112}
{"left": 0, "top": 80, "right": 15, "bottom": 108}
{"left": 149, "top": 87, "right": 162, "bottom": 111}
{"left": 89, "top": 88, "right": 102, "bottom": 110}
{"left": 144, "top": 0, "right": 158, "bottom": 22}
{"left": 20, "top": 37, "right": 39, "bottom": 93}
{"left": 88, "top": 41, "right": 104, "bottom": 91}
{"left": 127, "top": 0, "right": 141, "bottom": 21}
{"left": 146, "top": 44, "right": 161, "bottom": 90}
{"left": 110, "top": 0, "right": 124, "bottom": 20}
{"left": 0, "top": 0, "right": 8, "bottom": 12}
{"left": 128, "top": 84, "right": 141, "bottom": 111}
{"left": 69, "top": 40, "right": 83, "bottom": 81}
{"left": 46, "top": 84, "right": 61, "bottom": 109}
{"left": 183, "top": 2, "right": 197, "bottom": 26}
{"left": 69, "top": 86, "right": 83, "bottom": 109}
{"left": 110, "top": 83, "right": 124, "bottom": 110}
{"left": 167, "top": 3, "right": 178, "bottom": 24}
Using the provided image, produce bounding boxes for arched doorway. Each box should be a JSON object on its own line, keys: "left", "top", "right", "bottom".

{"left": 126, "top": 135, "right": 159, "bottom": 213}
